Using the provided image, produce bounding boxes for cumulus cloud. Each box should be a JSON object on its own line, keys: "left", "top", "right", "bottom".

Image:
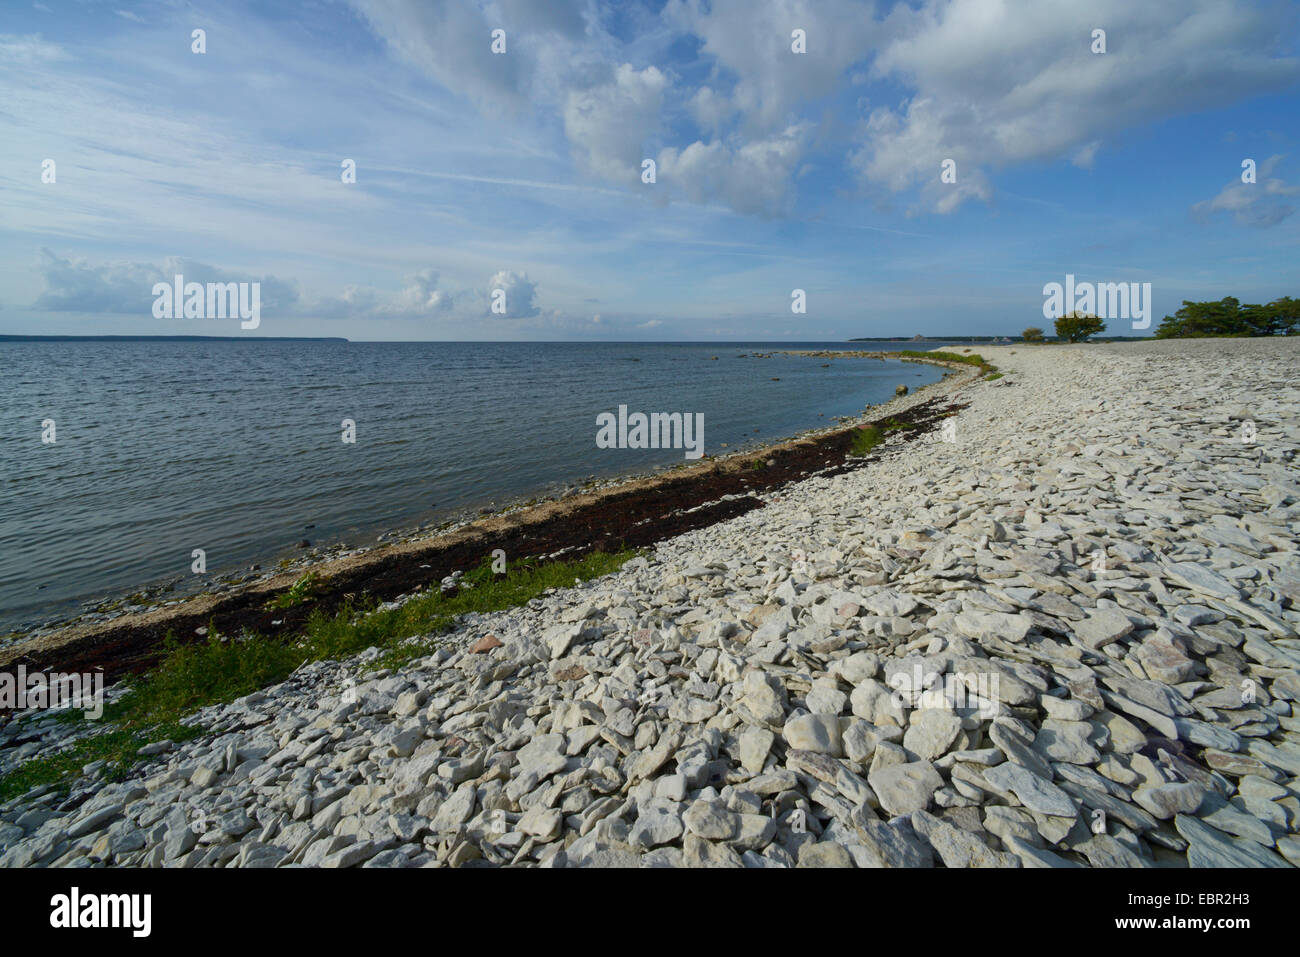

{"left": 852, "top": 0, "right": 1300, "bottom": 212}
{"left": 307, "top": 285, "right": 382, "bottom": 320}
{"left": 390, "top": 268, "right": 454, "bottom": 315}
{"left": 31, "top": 249, "right": 485, "bottom": 323}
{"left": 657, "top": 123, "right": 811, "bottom": 217}
{"left": 340, "top": 0, "right": 1300, "bottom": 218}
{"left": 33, "top": 249, "right": 299, "bottom": 315}
{"left": 33, "top": 249, "right": 164, "bottom": 314}
{"left": 664, "top": 0, "right": 876, "bottom": 133}
{"left": 687, "top": 86, "right": 736, "bottom": 135}
{"left": 1192, "top": 155, "right": 1299, "bottom": 227}
{"left": 485, "top": 270, "right": 540, "bottom": 318}
{"left": 657, "top": 0, "right": 875, "bottom": 213}
{"left": 349, "top": 0, "right": 827, "bottom": 215}
{"left": 564, "top": 65, "right": 668, "bottom": 183}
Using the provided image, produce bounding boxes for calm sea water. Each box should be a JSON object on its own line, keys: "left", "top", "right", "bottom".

{"left": 0, "top": 340, "right": 951, "bottom": 630}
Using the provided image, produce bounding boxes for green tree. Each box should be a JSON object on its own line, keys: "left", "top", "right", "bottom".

{"left": 1054, "top": 311, "right": 1106, "bottom": 342}
{"left": 1154, "top": 296, "right": 1299, "bottom": 338}
{"left": 1022, "top": 327, "right": 1045, "bottom": 343}
{"left": 1252, "top": 296, "right": 1299, "bottom": 336}
{"left": 1155, "top": 297, "right": 1241, "bottom": 338}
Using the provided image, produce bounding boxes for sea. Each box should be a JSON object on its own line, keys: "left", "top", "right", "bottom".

{"left": 0, "top": 340, "right": 956, "bottom": 630}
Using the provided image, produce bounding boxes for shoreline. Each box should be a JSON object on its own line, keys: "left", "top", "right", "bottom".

{"left": 0, "top": 351, "right": 983, "bottom": 680}
{"left": 2, "top": 338, "right": 1298, "bottom": 869}
{"left": 1, "top": 350, "right": 954, "bottom": 641}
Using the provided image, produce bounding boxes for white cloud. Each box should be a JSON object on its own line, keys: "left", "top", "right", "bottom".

{"left": 33, "top": 249, "right": 300, "bottom": 314}
{"left": 564, "top": 64, "right": 668, "bottom": 183}
{"left": 1192, "top": 155, "right": 1299, "bottom": 227}
{"left": 851, "top": 0, "right": 1300, "bottom": 212}
{"left": 485, "top": 270, "right": 540, "bottom": 318}
{"left": 496, "top": 0, "right": 588, "bottom": 38}
{"left": 657, "top": 123, "right": 811, "bottom": 217}
{"left": 350, "top": 1, "right": 861, "bottom": 216}
{"left": 308, "top": 285, "right": 382, "bottom": 320}
{"left": 31, "top": 249, "right": 465, "bottom": 322}
{"left": 391, "top": 268, "right": 454, "bottom": 314}
{"left": 664, "top": 0, "right": 877, "bottom": 133}
{"left": 33, "top": 248, "right": 159, "bottom": 314}
{"left": 348, "top": 0, "right": 528, "bottom": 113}
{"left": 687, "top": 86, "right": 735, "bottom": 134}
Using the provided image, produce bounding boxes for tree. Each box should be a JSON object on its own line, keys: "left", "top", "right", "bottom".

{"left": 1154, "top": 296, "right": 1299, "bottom": 338}
{"left": 1154, "top": 297, "right": 1241, "bottom": 338}
{"left": 1248, "top": 296, "right": 1299, "bottom": 336}
{"left": 1054, "top": 311, "right": 1106, "bottom": 342}
{"left": 1022, "top": 327, "right": 1045, "bottom": 343}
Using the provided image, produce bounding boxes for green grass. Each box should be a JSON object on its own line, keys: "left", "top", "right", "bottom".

{"left": 984, "top": 372, "right": 1003, "bottom": 381}
{"left": 849, "top": 425, "right": 884, "bottom": 456}
{"left": 879, "top": 417, "right": 919, "bottom": 432}
{"left": 898, "top": 349, "right": 986, "bottom": 365}
{"left": 0, "top": 722, "right": 205, "bottom": 802}
{"left": 898, "top": 350, "right": 997, "bottom": 375}
{"left": 0, "top": 729, "right": 145, "bottom": 799}
{"left": 263, "top": 571, "right": 322, "bottom": 610}
{"left": 0, "top": 549, "right": 637, "bottom": 802}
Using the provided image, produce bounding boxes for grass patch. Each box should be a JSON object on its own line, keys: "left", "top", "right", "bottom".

{"left": 879, "top": 417, "right": 919, "bottom": 432}
{"left": 0, "top": 729, "right": 143, "bottom": 800}
{"left": 0, "top": 549, "right": 638, "bottom": 802}
{"left": 898, "top": 350, "right": 997, "bottom": 375}
{"left": 984, "top": 372, "right": 1003, "bottom": 381}
{"left": 264, "top": 571, "right": 322, "bottom": 610}
{"left": 0, "top": 721, "right": 205, "bottom": 803}
{"left": 849, "top": 425, "right": 884, "bottom": 456}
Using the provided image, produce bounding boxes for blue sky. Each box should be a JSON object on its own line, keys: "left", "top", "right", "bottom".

{"left": 2, "top": 0, "right": 1298, "bottom": 340}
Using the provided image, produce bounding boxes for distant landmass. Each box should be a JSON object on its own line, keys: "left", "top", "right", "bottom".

{"left": 0, "top": 334, "right": 349, "bottom": 343}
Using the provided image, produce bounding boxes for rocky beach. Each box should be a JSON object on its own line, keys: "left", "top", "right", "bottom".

{"left": 3, "top": 338, "right": 1299, "bottom": 868}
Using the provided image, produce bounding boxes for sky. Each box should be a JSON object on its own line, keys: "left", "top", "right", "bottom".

{"left": 2, "top": 0, "right": 1299, "bottom": 341}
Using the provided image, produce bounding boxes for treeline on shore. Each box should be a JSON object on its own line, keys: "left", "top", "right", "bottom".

{"left": 1019, "top": 296, "right": 1298, "bottom": 343}
{"left": 1152, "top": 296, "right": 1298, "bottom": 338}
